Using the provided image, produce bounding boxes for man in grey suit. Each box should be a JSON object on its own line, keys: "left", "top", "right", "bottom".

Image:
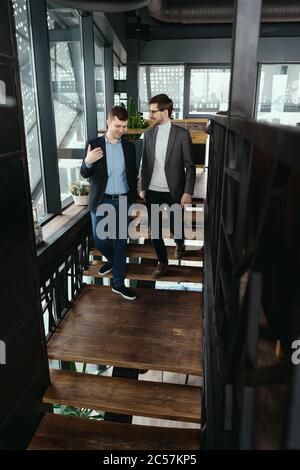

{"left": 139, "top": 94, "right": 195, "bottom": 277}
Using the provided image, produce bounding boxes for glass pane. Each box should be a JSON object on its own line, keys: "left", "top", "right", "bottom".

{"left": 119, "top": 66, "right": 126, "bottom": 80}
{"left": 257, "top": 64, "right": 300, "bottom": 126}
{"left": 12, "top": 0, "right": 45, "bottom": 220}
{"left": 139, "top": 65, "right": 184, "bottom": 119}
{"left": 188, "top": 67, "right": 230, "bottom": 115}
{"left": 114, "top": 61, "right": 127, "bottom": 108}
{"left": 47, "top": 3, "right": 86, "bottom": 201}
{"left": 94, "top": 38, "right": 105, "bottom": 131}
{"left": 114, "top": 93, "right": 127, "bottom": 107}
{"left": 113, "top": 61, "right": 126, "bottom": 80}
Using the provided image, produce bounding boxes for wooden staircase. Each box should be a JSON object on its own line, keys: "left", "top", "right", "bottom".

{"left": 29, "top": 208, "right": 204, "bottom": 450}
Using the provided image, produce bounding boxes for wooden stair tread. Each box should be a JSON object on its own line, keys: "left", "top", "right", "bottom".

{"left": 28, "top": 413, "right": 200, "bottom": 450}
{"left": 84, "top": 262, "right": 203, "bottom": 283}
{"left": 47, "top": 285, "right": 203, "bottom": 376}
{"left": 45, "top": 369, "right": 201, "bottom": 423}
{"left": 91, "top": 244, "right": 203, "bottom": 262}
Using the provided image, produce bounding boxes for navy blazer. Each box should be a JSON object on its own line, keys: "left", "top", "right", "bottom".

{"left": 80, "top": 136, "right": 137, "bottom": 212}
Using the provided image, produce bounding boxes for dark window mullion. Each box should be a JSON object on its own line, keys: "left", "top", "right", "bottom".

{"left": 28, "top": 0, "right": 62, "bottom": 215}
{"left": 81, "top": 12, "right": 97, "bottom": 141}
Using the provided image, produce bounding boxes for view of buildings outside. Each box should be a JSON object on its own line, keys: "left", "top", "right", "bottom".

{"left": 139, "top": 65, "right": 184, "bottom": 118}
{"left": 188, "top": 67, "right": 230, "bottom": 115}
{"left": 13, "top": 0, "right": 45, "bottom": 219}
{"left": 256, "top": 63, "right": 300, "bottom": 127}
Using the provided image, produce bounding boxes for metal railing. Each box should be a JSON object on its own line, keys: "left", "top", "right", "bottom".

{"left": 37, "top": 214, "right": 92, "bottom": 341}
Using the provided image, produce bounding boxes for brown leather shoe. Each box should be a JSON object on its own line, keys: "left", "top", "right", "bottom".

{"left": 175, "top": 242, "right": 185, "bottom": 259}
{"left": 152, "top": 263, "right": 169, "bottom": 278}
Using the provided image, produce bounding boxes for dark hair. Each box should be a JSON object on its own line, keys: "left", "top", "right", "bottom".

{"left": 108, "top": 106, "right": 128, "bottom": 121}
{"left": 149, "top": 94, "right": 173, "bottom": 118}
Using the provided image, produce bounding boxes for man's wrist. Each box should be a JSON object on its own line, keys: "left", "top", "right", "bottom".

{"left": 85, "top": 158, "right": 93, "bottom": 168}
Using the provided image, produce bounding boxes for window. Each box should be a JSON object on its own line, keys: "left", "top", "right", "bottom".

{"left": 256, "top": 64, "right": 300, "bottom": 127}
{"left": 12, "top": 0, "right": 45, "bottom": 220}
{"left": 94, "top": 35, "right": 105, "bottom": 130}
{"left": 0, "top": 80, "right": 6, "bottom": 104}
{"left": 47, "top": 3, "right": 86, "bottom": 202}
{"left": 114, "top": 59, "right": 127, "bottom": 107}
{"left": 139, "top": 65, "right": 184, "bottom": 118}
{"left": 188, "top": 67, "right": 230, "bottom": 115}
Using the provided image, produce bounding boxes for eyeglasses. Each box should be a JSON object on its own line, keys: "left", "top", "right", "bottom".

{"left": 148, "top": 109, "right": 163, "bottom": 114}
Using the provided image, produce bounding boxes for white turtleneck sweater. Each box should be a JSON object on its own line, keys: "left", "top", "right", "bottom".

{"left": 149, "top": 120, "right": 171, "bottom": 192}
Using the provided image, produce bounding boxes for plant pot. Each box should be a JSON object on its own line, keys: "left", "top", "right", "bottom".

{"left": 34, "top": 225, "right": 43, "bottom": 246}
{"left": 72, "top": 195, "right": 89, "bottom": 206}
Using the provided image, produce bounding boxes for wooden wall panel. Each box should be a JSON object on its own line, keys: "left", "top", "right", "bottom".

{"left": 0, "top": 65, "right": 21, "bottom": 154}
{"left": 0, "top": 366, "right": 49, "bottom": 450}
{"left": 0, "top": 157, "right": 28, "bottom": 248}
{"left": 0, "top": 316, "right": 47, "bottom": 420}
{"left": 0, "top": 1, "right": 12, "bottom": 56}
{"left": 0, "top": 1, "right": 49, "bottom": 449}
{"left": 0, "top": 240, "right": 36, "bottom": 338}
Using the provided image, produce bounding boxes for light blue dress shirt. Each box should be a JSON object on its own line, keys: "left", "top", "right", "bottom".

{"left": 85, "top": 137, "right": 129, "bottom": 194}
{"left": 104, "top": 136, "right": 129, "bottom": 195}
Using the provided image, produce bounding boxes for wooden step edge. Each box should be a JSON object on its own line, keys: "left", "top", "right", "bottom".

{"left": 83, "top": 263, "right": 203, "bottom": 284}
{"left": 28, "top": 413, "right": 201, "bottom": 450}
{"left": 43, "top": 369, "right": 201, "bottom": 424}
{"left": 82, "top": 283, "right": 204, "bottom": 294}
{"left": 46, "top": 349, "right": 203, "bottom": 377}
{"left": 90, "top": 246, "right": 204, "bottom": 262}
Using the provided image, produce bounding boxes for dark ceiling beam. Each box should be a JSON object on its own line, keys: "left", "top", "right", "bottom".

{"left": 127, "top": 21, "right": 300, "bottom": 40}
{"left": 148, "top": 0, "right": 300, "bottom": 24}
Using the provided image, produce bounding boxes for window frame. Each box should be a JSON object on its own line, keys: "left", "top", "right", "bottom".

{"left": 255, "top": 61, "right": 300, "bottom": 126}
{"left": 185, "top": 63, "right": 231, "bottom": 118}
{"left": 139, "top": 63, "right": 186, "bottom": 119}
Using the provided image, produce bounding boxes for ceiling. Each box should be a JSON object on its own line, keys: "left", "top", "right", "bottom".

{"left": 127, "top": 1, "right": 300, "bottom": 40}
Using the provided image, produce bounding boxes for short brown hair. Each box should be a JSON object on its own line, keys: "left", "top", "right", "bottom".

{"left": 108, "top": 106, "right": 128, "bottom": 121}
{"left": 149, "top": 94, "right": 173, "bottom": 118}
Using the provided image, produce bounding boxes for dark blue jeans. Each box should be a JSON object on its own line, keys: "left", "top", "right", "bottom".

{"left": 146, "top": 190, "right": 184, "bottom": 264}
{"left": 91, "top": 196, "right": 129, "bottom": 287}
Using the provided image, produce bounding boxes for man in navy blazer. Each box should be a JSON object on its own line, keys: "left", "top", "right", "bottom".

{"left": 80, "top": 106, "right": 137, "bottom": 300}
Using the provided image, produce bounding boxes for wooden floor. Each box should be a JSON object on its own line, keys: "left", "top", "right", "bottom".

{"left": 47, "top": 285, "right": 203, "bottom": 376}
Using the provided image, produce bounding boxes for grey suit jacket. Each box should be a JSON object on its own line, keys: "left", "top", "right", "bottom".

{"left": 139, "top": 123, "right": 195, "bottom": 202}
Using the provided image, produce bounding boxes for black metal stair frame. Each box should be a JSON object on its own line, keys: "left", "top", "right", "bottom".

{"left": 205, "top": 115, "right": 300, "bottom": 449}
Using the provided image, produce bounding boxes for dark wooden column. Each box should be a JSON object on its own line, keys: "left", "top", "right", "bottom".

{"left": 0, "top": 0, "right": 50, "bottom": 449}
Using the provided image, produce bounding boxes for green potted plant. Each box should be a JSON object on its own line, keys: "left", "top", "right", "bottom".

{"left": 70, "top": 181, "right": 90, "bottom": 205}
{"left": 32, "top": 205, "right": 43, "bottom": 246}
{"left": 124, "top": 98, "right": 150, "bottom": 140}
{"left": 123, "top": 98, "right": 150, "bottom": 169}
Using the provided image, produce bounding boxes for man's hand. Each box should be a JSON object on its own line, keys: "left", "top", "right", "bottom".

{"left": 180, "top": 192, "right": 192, "bottom": 207}
{"left": 139, "top": 190, "right": 146, "bottom": 200}
{"left": 85, "top": 144, "right": 104, "bottom": 165}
